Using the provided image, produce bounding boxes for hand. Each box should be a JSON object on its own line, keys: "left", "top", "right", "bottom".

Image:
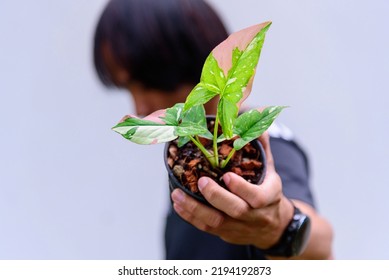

{"left": 171, "top": 132, "right": 294, "bottom": 249}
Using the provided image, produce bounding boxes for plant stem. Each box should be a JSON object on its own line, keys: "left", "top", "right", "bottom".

{"left": 221, "top": 148, "right": 236, "bottom": 169}
{"left": 189, "top": 136, "right": 216, "bottom": 168}
{"left": 213, "top": 114, "right": 220, "bottom": 167}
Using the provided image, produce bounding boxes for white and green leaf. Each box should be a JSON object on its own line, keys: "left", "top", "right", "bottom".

{"left": 113, "top": 104, "right": 211, "bottom": 144}
{"left": 112, "top": 117, "right": 177, "bottom": 145}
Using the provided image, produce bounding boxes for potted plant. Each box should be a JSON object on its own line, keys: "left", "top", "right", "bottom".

{"left": 112, "top": 21, "right": 285, "bottom": 205}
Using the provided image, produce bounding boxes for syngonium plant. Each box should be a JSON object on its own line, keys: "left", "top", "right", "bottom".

{"left": 112, "top": 22, "right": 285, "bottom": 169}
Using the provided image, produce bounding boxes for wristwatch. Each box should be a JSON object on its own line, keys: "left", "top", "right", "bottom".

{"left": 262, "top": 205, "right": 311, "bottom": 257}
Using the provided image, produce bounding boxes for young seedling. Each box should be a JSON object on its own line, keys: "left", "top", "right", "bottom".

{"left": 112, "top": 22, "right": 285, "bottom": 170}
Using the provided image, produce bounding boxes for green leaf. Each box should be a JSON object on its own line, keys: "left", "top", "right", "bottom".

{"left": 183, "top": 83, "right": 218, "bottom": 111}
{"left": 231, "top": 47, "right": 244, "bottom": 70}
{"left": 201, "top": 53, "right": 226, "bottom": 93}
{"left": 176, "top": 123, "right": 208, "bottom": 137}
{"left": 177, "top": 105, "right": 210, "bottom": 138}
{"left": 181, "top": 105, "right": 207, "bottom": 127}
{"left": 177, "top": 136, "right": 190, "bottom": 147}
{"left": 181, "top": 105, "right": 213, "bottom": 139}
{"left": 233, "top": 138, "right": 249, "bottom": 151}
{"left": 233, "top": 106, "right": 286, "bottom": 150}
{"left": 183, "top": 53, "right": 226, "bottom": 112}
{"left": 160, "top": 103, "right": 184, "bottom": 125}
{"left": 217, "top": 98, "right": 239, "bottom": 139}
{"left": 220, "top": 47, "right": 244, "bottom": 104}
{"left": 112, "top": 118, "right": 177, "bottom": 145}
{"left": 217, "top": 133, "right": 236, "bottom": 143}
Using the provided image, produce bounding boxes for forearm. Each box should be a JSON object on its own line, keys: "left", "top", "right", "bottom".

{"left": 264, "top": 198, "right": 333, "bottom": 260}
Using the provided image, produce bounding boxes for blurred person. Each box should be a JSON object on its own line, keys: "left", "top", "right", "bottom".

{"left": 93, "top": 0, "right": 333, "bottom": 259}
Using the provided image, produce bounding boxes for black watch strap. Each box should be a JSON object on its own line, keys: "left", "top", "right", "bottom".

{"left": 262, "top": 205, "right": 311, "bottom": 257}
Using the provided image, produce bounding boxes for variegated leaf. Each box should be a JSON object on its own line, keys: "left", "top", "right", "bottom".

{"left": 233, "top": 106, "right": 286, "bottom": 150}
{"left": 112, "top": 117, "right": 177, "bottom": 145}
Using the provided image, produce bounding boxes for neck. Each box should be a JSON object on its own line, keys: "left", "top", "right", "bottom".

{"left": 204, "top": 96, "right": 219, "bottom": 115}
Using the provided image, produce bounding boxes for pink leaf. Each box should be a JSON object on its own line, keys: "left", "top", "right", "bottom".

{"left": 143, "top": 109, "right": 167, "bottom": 124}
{"left": 120, "top": 109, "right": 167, "bottom": 124}
{"left": 212, "top": 22, "right": 271, "bottom": 76}
{"left": 212, "top": 22, "right": 271, "bottom": 107}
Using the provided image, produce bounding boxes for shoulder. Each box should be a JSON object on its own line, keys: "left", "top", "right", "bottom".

{"left": 267, "top": 122, "right": 315, "bottom": 207}
{"left": 268, "top": 122, "right": 294, "bottom": 141}
{"left": 268, "top": 122, "right": 309, "bottom": 175}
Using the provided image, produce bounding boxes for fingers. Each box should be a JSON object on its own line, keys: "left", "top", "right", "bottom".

{"left": 171, "top": 188, "right": 225, "bottom": 232}
{"left": 171, "top": 174, "right": 255, "bottom": 225}
{"left": 197, "top": 177, "right": 252, "bottom": 220}
{"left": 171, "top": 187, "right": 252, "bottom": 239}
{"left": 257, "top": 131, "right": 275, "bottom": 172}
{"left": 220, "top": 131, "right": 281, "bottom": 208}
{"left": 223, "top": 171, "right": 282, "bottom": 209}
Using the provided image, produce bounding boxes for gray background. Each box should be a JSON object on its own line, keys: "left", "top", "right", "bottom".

{"left": 0, "top": 0, "right": 388, "bottom": 259}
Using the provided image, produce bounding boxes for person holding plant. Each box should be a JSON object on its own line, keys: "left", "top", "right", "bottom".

{"left": 94, "top": 0, "right": 333, "bottom": 259}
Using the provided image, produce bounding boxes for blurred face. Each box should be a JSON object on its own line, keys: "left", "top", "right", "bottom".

{"left": 102, "top": 43, "right": 190, "bottom": 116}
{"left": 128, "top": 84, "right": 219, "bottom": 116}
{"left": 102, "top": 43, "right": 219, "bottom": 116}
{"left": 125, "top": 82, "right": 192, "bottom": 116}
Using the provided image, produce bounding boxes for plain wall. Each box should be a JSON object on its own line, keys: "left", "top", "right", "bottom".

{"left": 0, "top": 0, "right": 388, "bottom": 259}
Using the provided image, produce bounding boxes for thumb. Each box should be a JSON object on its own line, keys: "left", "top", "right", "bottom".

{"left": 258, "top": 131, "right": 275, "bottom": 173}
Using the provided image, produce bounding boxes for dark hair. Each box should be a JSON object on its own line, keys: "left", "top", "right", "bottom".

{"left": 94, "top": 0, "right": 229, "bottom": 91}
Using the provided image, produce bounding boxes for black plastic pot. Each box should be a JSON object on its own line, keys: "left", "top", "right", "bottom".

{"left": 164, "top": 117, "right": 267, "bottom": 206}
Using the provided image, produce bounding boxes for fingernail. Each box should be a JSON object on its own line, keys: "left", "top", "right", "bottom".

{"left": 223, "top": 173, "right": 231, "bottom": 185}
{"left": 172, "top": 189, "right": 185, "bottom": 203}
{"left": 198, "top": 177, "right": 209, "bottom": 191}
